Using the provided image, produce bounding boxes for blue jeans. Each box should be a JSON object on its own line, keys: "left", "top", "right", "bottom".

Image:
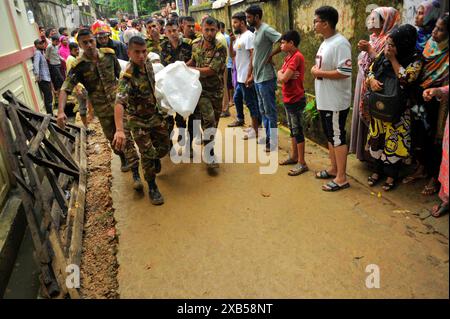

{"left": 234, "top": 82, "right": 261, "bottom": 122}
{"left": 255, "top": 78, "right": 278, "bottom": 144}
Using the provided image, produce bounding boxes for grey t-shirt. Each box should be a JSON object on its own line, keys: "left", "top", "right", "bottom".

{"left": 46, "top": 44, "right": 61, "bottom": 66}
{"left": 252, "top": 23, "right": 281, "bottom": 83}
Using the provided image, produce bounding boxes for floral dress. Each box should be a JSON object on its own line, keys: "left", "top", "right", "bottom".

{"left": 366, "top": 55, "right": 423, "bottom": 164}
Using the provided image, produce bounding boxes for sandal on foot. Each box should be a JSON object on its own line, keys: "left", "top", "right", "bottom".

{"left": 368, "top": 174, "right": 380, "bottom": 187}
{"left": 382, "top": 181, "right": 396, "bottom": 191}
{"left": 431, "top": 202, "right": 449, "bottom": 218}
{"left": 322, "top": 180, "right": 350, "bottom": 192}
{"left": 402, "top": 173, "right": 427, "bottom": 184}
{"left": 315, "top": 170, "right": 336, "bottom": 179}
{"left": 422, "top": 184, "right": 439, "bottom": 196}
{"left": 288, "top": 164, "right": 309, "bottom": 176}
{"left": 279, "top": 157, "right": 297, "bottom": 165}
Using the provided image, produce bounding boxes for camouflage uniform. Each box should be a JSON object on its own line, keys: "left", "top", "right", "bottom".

{"left": 116, "top": 58, "right": 170, "bottom": 181}
{"left": 146, "top": 35, "right": 166, "bottom": 55}
{"left": 191, "top": 37, "right": 227, "bottom": 145}
{"left": 61, "top": 47, "right": 140, "bottom": 168}
{"left": 160, "top": 37, "right": 194, "bottom": 139}
{"left": 160, "top": 37, "right": 192, "bottom": 66}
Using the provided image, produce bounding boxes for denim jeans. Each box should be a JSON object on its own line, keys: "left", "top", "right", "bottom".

{"left": 234, "top": 82, "right": 261, "bottom": 122}
{"left": 255, "top": 78, "right": 278, "bottom": 145}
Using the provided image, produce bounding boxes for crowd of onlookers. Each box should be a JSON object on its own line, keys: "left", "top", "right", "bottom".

{"left": 32, "top": 1, "right": 448, "bottom": 215}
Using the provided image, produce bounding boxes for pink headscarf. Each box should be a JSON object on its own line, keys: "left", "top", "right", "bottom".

{"left": 58, "top": 36, "right": 70, "bottom": 61}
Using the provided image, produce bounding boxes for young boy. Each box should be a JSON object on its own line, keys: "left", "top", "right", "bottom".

{"left": 46, "top": 35, "right": 65, "bottom": 105}
{"left": 66, "top": 42, "right": 91, "bottom": 130}
{"left": 312, "top": 6, "right": 352, "bottom": 192}
{"left": 277, "top": 30, "right": 308, "bottom": 176}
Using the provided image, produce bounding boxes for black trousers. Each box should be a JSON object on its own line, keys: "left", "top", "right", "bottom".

{"left": 38, "top": 80, "right": 53, "bottom": 115}
{"left": 167, "top": 114, "right": 195, "bottom": 146}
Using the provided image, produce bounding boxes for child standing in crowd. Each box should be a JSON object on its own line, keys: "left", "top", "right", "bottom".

{"left": 277, "top": 30, "right": 308, "bottom": 176}
{"left": 312, "top": 6, "right": 352, "bottom": 192}
{"left": 46, "top": 35, "right": 65, "bottom": 106}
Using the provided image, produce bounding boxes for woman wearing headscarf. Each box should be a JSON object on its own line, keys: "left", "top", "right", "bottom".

{"left": 58, "top": 35, "right": 70, "bottom": 61}
{"left": 350, "top": 7, "right": 400, "bottom": 161}
{"left": 415, "top": 0, "right": 441, "bottom": 52}
{"left": 366, "top": 24, "right": 423, "bottom": 191}
{"left": 405, "top": 13, "right": 449, "bottom": 195}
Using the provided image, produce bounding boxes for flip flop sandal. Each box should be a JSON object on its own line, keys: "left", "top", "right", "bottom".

{"left": 402, "top": 174, "right": 427, "bottom": 184}
{"left": 431, "top": 202, "right": 449, "bottom": 217}
{"left": 368, "top": 174, "right": 380, "bottom": 187}
{"left": 422, "top": 185, "right": 439, "bottom": 196}
{"left": 279, "top": 157, "right": 297, "bottom": 165}
{"left": 315, "top": 170, "right": 336, "bottom": 179}
{"left": 322, "top": 180, "right": 350, "bottom": 192}
{"left": 382, "top": 181, "right": 396, "bottom": 191}
{"left": 288, "top": 164, "right": 309, "bottom": 176}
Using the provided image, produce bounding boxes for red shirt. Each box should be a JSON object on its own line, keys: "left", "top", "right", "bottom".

{"left": 281, "top": 50, "right": 305, "bottom": 104}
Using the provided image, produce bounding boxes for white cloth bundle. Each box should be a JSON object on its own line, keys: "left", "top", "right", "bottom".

{"left": 155, "top": 61, "right": 202, "bottom": 118}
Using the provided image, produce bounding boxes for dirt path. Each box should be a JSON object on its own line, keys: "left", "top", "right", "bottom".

{"left": 112, "top": 113, "right": 448, "bottom": 299}
{"left": 80, "top": 118, "right": 119, "bottom": 299}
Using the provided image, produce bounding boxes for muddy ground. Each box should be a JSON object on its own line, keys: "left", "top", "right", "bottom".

{"left": 79, "top": 118, "right": 119, "bottom": 299}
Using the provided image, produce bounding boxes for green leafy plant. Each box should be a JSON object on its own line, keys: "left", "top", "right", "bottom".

{"left": 303, "top": 94, "right": 319, "bottom": 124}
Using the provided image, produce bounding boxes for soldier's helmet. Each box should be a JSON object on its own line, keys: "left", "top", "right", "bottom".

{"left": 91, "top": 20, "right": 111, "bottom": 35}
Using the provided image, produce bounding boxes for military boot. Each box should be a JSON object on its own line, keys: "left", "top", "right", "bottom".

{"left": 131, "top": 165, "right": 144, "bottom": 191}
{"left": 148, "top": 178, "right": 164, "bottom": 205}
{"left": 119, "top": 152, "right": 131, "bottom": 172}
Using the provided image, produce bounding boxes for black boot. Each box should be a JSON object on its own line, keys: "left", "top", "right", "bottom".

{"left": 154, "top": 159, "right": 161, "bottom": 174}
{"left": 148, "top": 178, "right": 164, "bottom": 205}
{"left": 119, "top": 153, "right": 131, "bottom": 172}
{"left": 131, "top": 165, "right": 143, "bottom": 191}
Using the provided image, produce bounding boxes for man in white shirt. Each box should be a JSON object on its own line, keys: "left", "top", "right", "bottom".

{"left": 228, "top": 12, "right": 261, "bottom": 140}
{"left": 311, "top": 6, "right": 352, "bottom": 192}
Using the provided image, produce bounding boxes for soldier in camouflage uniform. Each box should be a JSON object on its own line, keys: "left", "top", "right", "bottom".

{"left": 145, "top": 18, "right": 165, "bottom": 55}
{"left": 57, "top": 28, "right": 143, "bottom": 191}
{"left": 187, "top": 17, "right": 227, "bottom": 170}
{"left": 114, "top": 36, "right": 170, "bottom": 205}
{"left": 160, "top": 20, "right": 194, "bottom": 154}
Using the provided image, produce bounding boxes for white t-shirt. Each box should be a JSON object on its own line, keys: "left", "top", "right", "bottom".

{"left": 233, "top": 30, "right": 254, "bottom": 83}
{"left": 314, "top": 33, "right": 352, "bottom": 111}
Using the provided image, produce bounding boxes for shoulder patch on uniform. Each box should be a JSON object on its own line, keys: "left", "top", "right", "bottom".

{"left": 122, "top": 63, "right": 133, "bottom": 78}
{"left": 215, "top": 41, "right": 224, "bottom": 49}
{"left": 99, "top": 47, "right": 116, "bottom": 55}
{"left": 71, "top": 57, "right": 82, "bottom": 69}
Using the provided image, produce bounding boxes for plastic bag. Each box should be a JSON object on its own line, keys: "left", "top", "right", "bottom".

{"left": 155, "top": 61, "right": 202, "bottom": 118}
